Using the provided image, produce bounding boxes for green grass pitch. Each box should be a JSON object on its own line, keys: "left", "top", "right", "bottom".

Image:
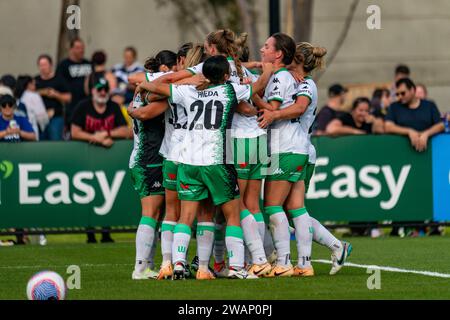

{"left": 1, "top": 233, "right": 450, "bottom": 300}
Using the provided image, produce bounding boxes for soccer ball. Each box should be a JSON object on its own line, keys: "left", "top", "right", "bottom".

{"left": 26, "top": 271, "right": 66, "bottom": 300}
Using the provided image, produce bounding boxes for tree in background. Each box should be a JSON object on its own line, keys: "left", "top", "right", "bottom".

{"left": 57, "top": 0, "right": 80, "bottom": 62}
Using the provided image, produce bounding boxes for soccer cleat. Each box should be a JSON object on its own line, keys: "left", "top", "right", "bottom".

{"left": 157, "top": 262, "right": 173, "bottom": 280}
{"left": 132, "top": 268, "right": 158, "bottom": 280}
{"left": 264, "top": 264, "right": 294, "bottom": 278}
{"left": 227, "top": 267, "right": 259, "bottom": 279}
{"left": 267, "top": 250, "right": 277, "bottom": 264}
{"left": 172, "top": 262, "right": 186, "bottom": 280}
{"left": 247, "top": 262, "right": 272, "bottom": 277}
{"left": 214, "top": 261, "right": 229, "bottom": 278}
{"left": 330, "top": 241, "right": 352, "bottom": 275}
{"left": 293, "top": 266, "right": 314, "bottom": 277}
{"left": 191, "top": 256, "right": 199, "bottom": 273}
{"left": 196, "top": 268, "right": 216, "bottom": 280}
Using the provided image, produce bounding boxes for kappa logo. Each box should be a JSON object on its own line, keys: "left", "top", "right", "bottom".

{"left": 273, "top": 168, "right": 284, "bottom": 175}
{"left": 272, "top": 78, "right": 280, "bottom": 84}
{"left": 152, "top": 181, "right": 162, "bottom": 188}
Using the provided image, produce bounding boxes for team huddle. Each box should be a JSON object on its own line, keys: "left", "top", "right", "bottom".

{"left": 126, "top": 29, "right": 352, "bottom": 280}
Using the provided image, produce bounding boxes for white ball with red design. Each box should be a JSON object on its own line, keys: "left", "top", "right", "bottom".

{"left": 26, "top": 271, "right": 66, "bottom": 300}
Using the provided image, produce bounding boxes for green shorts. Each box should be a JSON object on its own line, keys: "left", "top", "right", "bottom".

{"left": 177, "top": 163, "right": 240, "bottom": 206}
{"left": 265, "top": 153, "right": 309, "bottom": 183}
{"left": 304, "top": 163, "right": 315, "bottom": 193}
{"left": 232, "top": 136, "right": 269, "bottom": 180}
{"left": 162, "top": 159, "right": 179, "bottom": 191}
{"left": 129, "top": 163, "right": 164, "bottom": 198}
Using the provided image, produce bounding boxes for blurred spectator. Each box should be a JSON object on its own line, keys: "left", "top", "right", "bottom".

{"left": 314, "top": 83, "right": 347, "bottom": 135}
{"left": 112, "top": 46, "right": 144, "bottom": 104}
{"left": 326, "top": 97, "right": 384, "bottom": 135}
{"left": 415, "top": 83, "right": 428, "bottom": 100}
{"left": 56, "top": 37, "right": 92, "bottom": 129}
{"left": 85, "top": 50, "right": 117, "bottom": 96}
{"left": 1, "top": 74, "right": 27, "bottom": 117}
{"left": 385, "top": 78, "right": 444, "bottom": 152}
{"left": 371, "top": 88, "right": 391, "bottom": 119}
{"left": 390, "top": 64, "right": 410, "bottom": 101}
{"left": 15, "top": 75, "right": 49, "bottom": 138}
{"left": 0, "top": 94, "right": 36, "bottom": 142}
{"left": 70, "top": 77, "right": 128, "bottom": 244}
{"left": 35, "top": 54, "right": 72, "bottom": 141}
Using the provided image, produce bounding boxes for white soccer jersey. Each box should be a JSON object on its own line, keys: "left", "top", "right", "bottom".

{"left": 263, "top": 68, "right": 302, "bottom": 154}
{"left": 188, "top": 59, "right": 264, "bottom": 138}
{"left": 170, "top": 82, "right": 252, "bottom": 165}
{"left": 295, "top": 76, "right": 318, "bottom": 157}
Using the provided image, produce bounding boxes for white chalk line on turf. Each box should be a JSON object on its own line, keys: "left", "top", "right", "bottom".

{"left": 312, "top": 259, "right": 450, "bottom": 279}
{"left": 0, "top": 263, "right": 133, "bottom": 270}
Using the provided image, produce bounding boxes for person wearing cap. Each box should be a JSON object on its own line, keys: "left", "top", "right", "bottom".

{"left": 70, "top": 77, "right": 129, "bottom": 147}
{"left": 314, "top": 83, "right": 347, "bottom": 135}
{"left": 0, "top": 94, "right": 36, "bottom": 142}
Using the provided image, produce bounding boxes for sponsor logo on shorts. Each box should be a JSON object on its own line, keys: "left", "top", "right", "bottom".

{"left": 168, "top": 173, "right": 177, "bottom": 180}
{"left": 180, "top": 183, "right": 189, "bottom": 190}
{"left": 296, "top": 165, "right": 303, "bottom": 172}
{"left": 238, "top": 162, "right": 248, "bottom": 169}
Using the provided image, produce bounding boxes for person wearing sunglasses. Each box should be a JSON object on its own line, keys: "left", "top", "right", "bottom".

{"left": 0, "top": 94, "right": 36, "bottom": 142}
{"left": 385, "top": 78, "right": 444, "bottom": 152}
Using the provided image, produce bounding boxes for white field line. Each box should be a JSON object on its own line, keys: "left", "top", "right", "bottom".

{"left": 0, "top": 263, "right": 133, "bottom": 270}
{"left": 313, "top": 259, "right": 450, "bottom": 279}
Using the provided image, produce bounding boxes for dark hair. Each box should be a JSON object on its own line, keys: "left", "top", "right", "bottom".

{"left": 352, "top": 97, "right": 370, "bottom": 110}
{"left": 91, "top": 51, "right": 107, "bottom": 66}
{"left": 271, "top": 33, "right": 296, "bottom": 65}
{"left": 202, "top": 55, "right": 230, "bottom": 84}
{"left": 372, "top": 88, "right": 390, "bottom": 100}
{"left": 395, "top": 64, "right": 410, "bottom": 76}
{"left": 15, "top": 75, "right": 33, "bottom": 99}
{"left": 70, "top": 37, "right": 83, "bottom": 48}
{"left": 239, "top": 45, "right": 250, "bottom": 63}
{"left": 145, "top": 50, "right": 177, "bottom": 73}
{"left": 395, "top": 77, "right": 416, "bottom": 90}
{"left": 37, "top": 54, "right": 53, "bottom": 65}
{"left": 124, "top": 46, "right": 137, "bottom": 58}
{"left": 177, "top": 42, "right": 193, "bottom": 60}
{"left": 0, "top": 74, "right": 16, "bottom": 90}
{"left": 0, "top": 94, "right": 16, "bottom": 107}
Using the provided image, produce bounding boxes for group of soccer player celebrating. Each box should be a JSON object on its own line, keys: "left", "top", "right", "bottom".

{"left": 126, "top": 29, "right": 352, "bottom": 281}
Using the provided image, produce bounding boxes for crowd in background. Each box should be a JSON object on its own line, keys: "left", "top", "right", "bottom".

{"left": 1, "top": 37, "right": 449, "bottom": 243}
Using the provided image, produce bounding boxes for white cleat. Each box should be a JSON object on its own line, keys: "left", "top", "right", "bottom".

{"left": 132, "top": 267, "right": 158, "bottom": 280}
{"left": 330, "top": 241, "right": 352, "bottom": 275}
{"left": 228, "top": 268, "right": 259, "bottom": 280}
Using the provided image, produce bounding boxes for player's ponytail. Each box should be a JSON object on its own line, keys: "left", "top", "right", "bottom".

{"left": 184, "top": 44, "right": 208, "bottom": 68}
{"left": 144, "top": 50, "right": 177, "bottom": 73}
{"left": 294, "top": 42, "right": 327, "bottom": 73}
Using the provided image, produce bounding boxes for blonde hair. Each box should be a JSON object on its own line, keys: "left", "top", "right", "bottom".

{"left": 184, "top": 43, "right": 207, "bottom": 68}
{"left": 293, "top": 42, "right": 327, "bottom": 73}
{"left": 206, "top": 29, "right": 244, "bottom": 80}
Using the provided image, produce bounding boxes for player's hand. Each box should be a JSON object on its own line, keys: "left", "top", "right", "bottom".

{"left": 127, "top": 102, "right": 135, "bottom": 117}
{"left": 290, "top": 70, "right": 304, "bottom": 83}
{"left": 257, "top": 109, "right": 276, "bottom": 128}
{"left": 261, "top": 62, "right": 275, "bottom": 75}
{"left": 408, "top": 129, "right": 420, "bottom": 150}
{"left": 241, "top": 77, "right": 252, "bottom": 85}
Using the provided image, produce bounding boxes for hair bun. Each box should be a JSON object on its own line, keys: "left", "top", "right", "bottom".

{"left": 222, "top": 29, "right": 235, "bottom": 43}
{"left": 313, "top": 47, "right": 327, "bottom": 58}
{"left": 235, "top": 32, "right": 248, "bottom": 47}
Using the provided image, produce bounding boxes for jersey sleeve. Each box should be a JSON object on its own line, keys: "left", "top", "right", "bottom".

{"left": 296, "top": 81, "right": 313, "bottom": 104}
{"left": 266, "top": 72, "right": 290, "bottom": 103}
{"left": 187, "top": 62, "right": 204, "bottom": 75}
{"left": 231, "top": 83, "right": 252, "bottom": 103}
{"left": 169, "top": 84, "right": 190, "bottom": 105}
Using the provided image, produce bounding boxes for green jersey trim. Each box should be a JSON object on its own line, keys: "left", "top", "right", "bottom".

{"left": 146, "top": 163, "right": 163, "bottom": 168}
{"left": 227, "top": 56, "right": 234, "bottom": 61}
{"left": 169, "top": 84, "right": 174, "bottom": 104}
{"left": 145, "top": 72, "right": 150, "bottom": 82}
{"left": 304, "top": 75, "right": 313, "bottom": 80}
{"left": 187, "top": 68, "right": 196, "bottom": 75}
{"left": 296, "top": 93, "right": 312, "bottom": 105}
{"left": 268, "top": 97, "right": 283, "bottom": 103}
{"left": 274, "top": 67, "right": 289, "bottom": 74}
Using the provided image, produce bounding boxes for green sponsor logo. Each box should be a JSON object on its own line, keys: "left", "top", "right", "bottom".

{"left": 177, "top": 246, "right": 186, "bottom": 253}
{"left": 0, "top": 160, "right": 13, "bottom": 179}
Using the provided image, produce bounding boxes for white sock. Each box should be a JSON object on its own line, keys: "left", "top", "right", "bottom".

{"left": 265, "top": 206, "right": 291, "bottom": 266}
{"left": 161, "top": 221, "right": 177, "bottom": 264}
{"left": 148, "top": 230, "right": 159, "bottom": 269}
{"left": 213, "top": 222, "right": 226, "bottom": 264}
{"left": 263, "top": 224, "right": 275, "bottom": 256}
{"left": 172, "top": 224, "right": 191, "bottom": 264}
{"left": 253, "top": 212, "right": 266, "bottom": 242}
{"left": 310, "top": 217, "right": 342, "bottom": 251}
{"left": 225, "top": 226, "right": 245, "bottom": 269}
{"left": 135, "top": 216, "right": 157, "bottom": 273}
{"left": 196, "top": 222, "right": 215, "bottom": 269}
{"left": 240, "top": 210, "right": 267, "bottom": 265}
{"left": 290, "top": 207, "right": 313, "bottom": 268}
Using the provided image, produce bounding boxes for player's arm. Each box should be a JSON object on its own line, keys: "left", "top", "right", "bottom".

{"left": 257, "top": 96, "right": 309, "bottom": 129}
{"left": 326, "top": 119, "right": 365, "bottom": 136}
{"left": 252, "top": 94, "right": 277, "bottom": 111}
{"left": 236, "top": 101, "right": 258, "bottom": 116}
{"left": 152, "top": 70, "right": 194, "bottom": 84}
{"left": 137, "top": 81, "right": 171, "bottom": 97}
{"left": 249, "top": 62, "right": 273, "bottom": 95}
{"left": 127, "top": 100, "right": 169, "bottom": 121}
{"left": 128, "top": 72, "right": 146, "bottom": 86}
